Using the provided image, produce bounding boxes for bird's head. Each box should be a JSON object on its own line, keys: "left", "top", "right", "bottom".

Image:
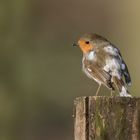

{"left": 73, "top": 33, "right": 108, "bottom": 54}
{"left": 73, "top": 33, "right": 94, "bottom": 53}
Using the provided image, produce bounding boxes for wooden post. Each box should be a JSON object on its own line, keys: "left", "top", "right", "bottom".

{"left": 74, "top": 96, "right": 140, "bottom": 140}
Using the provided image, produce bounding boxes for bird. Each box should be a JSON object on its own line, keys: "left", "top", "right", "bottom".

{"left": 73, "top": 33, "right": 132, "bottom": 97}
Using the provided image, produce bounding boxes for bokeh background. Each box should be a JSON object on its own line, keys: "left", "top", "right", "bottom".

{"left": 0, "top": 0, "right": 139, "bottom": 140}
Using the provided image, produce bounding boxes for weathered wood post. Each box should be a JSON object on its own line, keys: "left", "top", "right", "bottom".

{"left": 74, "top": 96, "right": 140, "bottom": 140}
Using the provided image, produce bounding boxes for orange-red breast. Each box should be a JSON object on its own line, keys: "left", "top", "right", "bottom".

{"left": 73, "top": 33, "right": 131, "bottom": 97}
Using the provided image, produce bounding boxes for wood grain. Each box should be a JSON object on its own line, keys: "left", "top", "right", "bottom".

{"left": 74, "top": 96, "right": 140, "bottom": 140}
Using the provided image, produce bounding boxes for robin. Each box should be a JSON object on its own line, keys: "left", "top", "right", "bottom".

{"left": 73, "top": 33, "right": 132, "bottom": 97}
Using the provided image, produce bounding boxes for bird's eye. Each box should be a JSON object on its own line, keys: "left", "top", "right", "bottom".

{"left": 85, "top": 41, "right": 89, "bottom": 44}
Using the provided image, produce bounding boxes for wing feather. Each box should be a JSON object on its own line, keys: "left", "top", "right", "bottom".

{"left": 104, "top": 45, "right": 131, "bottom": 86}
{"left": 83, "top": 58, "right": 114, "bottom": 90}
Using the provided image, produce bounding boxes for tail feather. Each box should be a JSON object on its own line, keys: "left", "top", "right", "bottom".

{"left": 113, "top": 76, "right": 132, "bottom": 97}
{"left": 122, "top": 61, "right": 131, "bottom": 86}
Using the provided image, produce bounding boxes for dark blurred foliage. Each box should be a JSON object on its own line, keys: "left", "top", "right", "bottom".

{"left": 0, "top": 0, "right": 139, "bottom": 140}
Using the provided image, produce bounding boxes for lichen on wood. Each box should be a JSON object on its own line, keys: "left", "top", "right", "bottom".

{"left": 74, "top": 96, "right": 140, "bottom": 140}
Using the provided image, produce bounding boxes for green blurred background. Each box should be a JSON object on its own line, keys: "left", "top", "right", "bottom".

{"left": 0, "top": 0, "right": 139, "bottom": 140}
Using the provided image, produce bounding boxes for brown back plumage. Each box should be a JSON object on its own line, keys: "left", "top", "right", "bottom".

{"left": 80, "top": 33, "right": 108, "bottom": 43}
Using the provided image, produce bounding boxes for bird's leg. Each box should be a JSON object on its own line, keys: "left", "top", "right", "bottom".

{"left": 110, "top": 90, "right": 113, "bottom": 96}
{"left": 95, "top": 84, "right": 101, "bottom": 96}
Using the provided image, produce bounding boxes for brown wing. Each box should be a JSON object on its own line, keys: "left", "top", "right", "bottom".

{"left": 90, "top": 65, "right": 114, "bottom": 90}
{"left": 84, "top": 59, "right": 114, "bottom": 90}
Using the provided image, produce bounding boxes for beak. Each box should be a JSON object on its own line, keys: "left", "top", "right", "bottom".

{"left": 73, "top": 42, "right": 78, "bottom": 47}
